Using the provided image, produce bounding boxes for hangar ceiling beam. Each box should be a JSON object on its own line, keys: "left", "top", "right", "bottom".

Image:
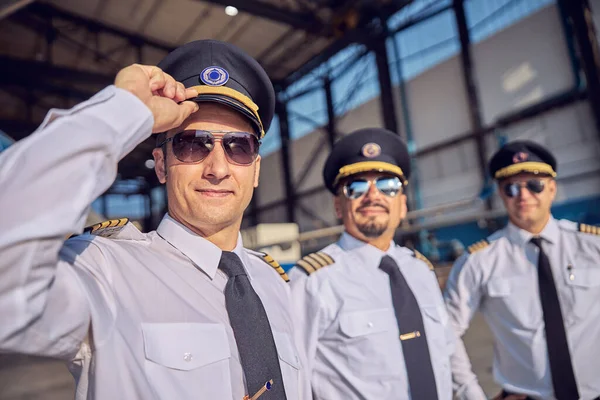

{"left": 453, "top": 0, "right": 489, "bottom": 209}
{"left": 25, "top": 3, "right": 175, "bottom": 53}
{"left": 0, "top": 0, "right": 34, "bottom": 20}
{"left": 324, "top": 76, "right": 337, "bottom": 149}
{"left": 275, "top": 99, "right": 297, "bottom": 223}
{"left": 281, "top": 0, "right": 441, "bottom": 87}
{"left": 0, "top": 55, "right": 114, "bottom": 86}
{"left": 559, "top": 0, "right": 600, "bottom": 139}
{"left": 371, "top": 29, "right": 399, "bottom": 134}
{"left": 197, "top": 0, "right": 324, "bottom": 34}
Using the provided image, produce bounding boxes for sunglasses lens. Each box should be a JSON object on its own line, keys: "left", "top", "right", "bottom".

{"left": 222, "top": 132, "right": 260, "bottom": 165}
{"left": 503, "top": 183, "right": 520, "bottom": 198}
{"left": 502, "top": 179, "right": 546, "bottom": 197}
{"left": 526, "top": 179, "right": 545, "bottom": 194}
{"left": 171, "top": 130, "right": 213, "bottom": 162}
{"left": 375, "top": 177, "right": 402, "bottom": 197}
{"left": 344, "top": 180, "right": 369, "bottom": 199}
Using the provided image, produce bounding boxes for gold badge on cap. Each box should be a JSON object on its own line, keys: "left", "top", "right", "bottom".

{"left": 512, "top": 152, "right": 528, "bottom": 164}
{"left": 361, "top": 143, "right": 381, "bottom": 158}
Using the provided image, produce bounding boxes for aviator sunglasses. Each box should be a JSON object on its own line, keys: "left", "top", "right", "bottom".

{"left": 502, "top": 179, "right": 546, "bottom": 198}
{"left": 342, "top": 176, "right": 403, "bottom": 200}
{"left": 158, "top": 130, "right": 260, "bottom": 166}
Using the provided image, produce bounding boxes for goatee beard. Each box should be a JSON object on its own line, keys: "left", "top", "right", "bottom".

{"left": 357, "top": 221, "right": 386, "bottom": 238}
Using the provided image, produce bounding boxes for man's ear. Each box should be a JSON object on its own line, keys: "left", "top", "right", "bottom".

{"left": 253, "top": 155, "right": 261, "bottom": 188}
{"left": 152, "top": 147, "right": 167, "bottom": 184}
{"left": 334, "top": 196, "right": 343, "bottom": 220}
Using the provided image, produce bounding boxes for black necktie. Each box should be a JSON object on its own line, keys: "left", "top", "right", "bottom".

{"left": 530, "top": 237, "right": 579, "bottom": 400}
{"left": 379, "top": 255, "right": 438, "bottom": 400}
{"left": 219, "top": 251, "right": 287, "bottom": 399}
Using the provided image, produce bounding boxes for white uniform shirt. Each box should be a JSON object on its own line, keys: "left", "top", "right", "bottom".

{"left": 289, "top": 232, "right": 455, "bottom": 400}
{"left": 445, "top": 217, "right": 600, "bottom": 400}
{"left": 0, "top": 86, "right": 309, "bottom": 400}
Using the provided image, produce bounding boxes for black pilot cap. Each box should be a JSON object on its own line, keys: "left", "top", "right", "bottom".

{"left": 157, "top": 39, "right": 275, "bottom": 138}
{"left": 489, "top": 140, "right": 557, "bottom": 180}
{"left": 323, "top": 128, "right": 411, "bottom": 194}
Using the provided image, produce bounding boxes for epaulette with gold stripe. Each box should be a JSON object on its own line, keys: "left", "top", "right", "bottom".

{"left": 578, "top": 223, "right": 600, "bottom": 236}
{"left": 412, "top": 249, "right": 434, "bottom": 271}
{"left": 295, "top": 252, "right": 335, "bottom": 275}
{"left": 260, "top": 253, "right": 289, "bottom": 282}
{"left": 468, "top": 239, "right": 489, "bottom": 254}
{"left": 84, "top": 218, "right": 129, "bottom": 238}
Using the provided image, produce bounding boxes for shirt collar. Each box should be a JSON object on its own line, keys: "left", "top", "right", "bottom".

{"left": 338, "top": 231, "right": 395, "bottom": 269}
{"left": 156, "top": 214, "right": 251, "bottom": 280}
{"left": 507, "top": 216, "right": 560, "bottom": 246}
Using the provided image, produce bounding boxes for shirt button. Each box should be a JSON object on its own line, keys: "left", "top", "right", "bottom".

{"left": 367, "top": 322, "right": 373, "bottom": 328}
{"left": 183, "top": 352, "right": 193, "bottom": 362}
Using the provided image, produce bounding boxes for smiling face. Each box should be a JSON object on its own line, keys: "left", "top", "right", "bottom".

{"left": 498, "top": 173, "right": 556, "bottom": 233}
{"left": 334, "top": 172, "right": 407, "bottom": 245}
{"left": 152, "top": 103, "right": 260, "bottom": 236}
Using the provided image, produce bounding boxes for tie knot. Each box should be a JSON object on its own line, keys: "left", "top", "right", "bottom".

{"left": 378, "top": 255, "right": 399, "bottom": 276}
{"left": 219, "top": 251, "right": 247, "bottom": 278}
{"left": 530, "top": 237, "right": 543, "bottom": 248}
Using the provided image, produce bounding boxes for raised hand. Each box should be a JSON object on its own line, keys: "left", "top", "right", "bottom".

{"left": 114, "top": 64, "right": 199, "bottom": 133}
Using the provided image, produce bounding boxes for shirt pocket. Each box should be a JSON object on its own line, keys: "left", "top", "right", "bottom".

{"left": 339, "top": 309, "right": 401, "bottom": 378}
{"left": 273, "top": 331, "right": 301, "bottom": 400}
{"left": 142, "top": 323, "right": 233, "bottom": 400}
{"left": 565, "top": 261, "right": 600, "bottom": 322}
{"left": 485, "top": 276, "right": 541, "bottom": 330}
{"left": 340, "top": 308, "right": 395, "bottom": 336}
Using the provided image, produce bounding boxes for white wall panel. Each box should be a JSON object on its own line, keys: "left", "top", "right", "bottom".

{"left": 258, "top": 205, "right": 288, "bottom": 224}
{"left": 405, "top": 56, "right": 471, "bottom": 149}
{"left": 290, "top": 130, "right": 330, "bottom": 192}
{"left": 297, "top": 190, "right": 338, "bottom": 232}
{"left": 255, "top": 151, "right": 285, "bottom": 207}
{"left": 473, "top": 4, "right": 574, "bottom": 126}
{"left": 490, "top": 101, "right": 600, "bottom": 202}
{"left": 255, "top": 4, "right": 600, "bottom": 229}
{"left": 335, "top": 98, "right": 384, "bottom": 133}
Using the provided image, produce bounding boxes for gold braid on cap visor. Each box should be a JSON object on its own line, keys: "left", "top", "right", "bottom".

{"left": 494, "top": 161, "right": 556, "bottom": 179}
{"left": 333, "top": 161, "right": 408, "bottom": 188}
{"left": 190, "top": 85, "right": 264, "bottom": 138}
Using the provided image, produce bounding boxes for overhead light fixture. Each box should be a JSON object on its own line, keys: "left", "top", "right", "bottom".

{"left": 145, "top": 159, "right": 155, "bottom": 169}
{"left": 225, "top": 6, "right": 238, "bottom": 16}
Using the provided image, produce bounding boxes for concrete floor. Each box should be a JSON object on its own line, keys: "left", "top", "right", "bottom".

{"left": 0, "top": 354, "right": 75, "bottom": 400}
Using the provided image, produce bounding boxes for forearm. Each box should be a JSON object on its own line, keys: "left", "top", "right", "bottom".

{"left": 451, "top": 333, "right": 488, "bottom": 400}
{"left": 0, "top": 86, "right": 153, "bottom": 244}
{"left": 444, "top": 258, "right": 487, "bottom": 400}
{"left": 0, "top": 86, "right": 152, "bottom": 352}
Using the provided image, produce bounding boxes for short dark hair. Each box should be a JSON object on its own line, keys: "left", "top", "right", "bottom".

{"left": 155, "top": 132, "right": 167, "bottom": 148}
{"left": 155, "top": 132, "right": 168, "bottom": 163}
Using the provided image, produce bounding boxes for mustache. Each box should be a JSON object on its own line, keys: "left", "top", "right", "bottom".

{"left": 357, "top": 201, "right": 389, "bottom": 212}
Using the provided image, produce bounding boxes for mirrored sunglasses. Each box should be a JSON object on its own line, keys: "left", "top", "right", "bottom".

{"left": 157, "top": 130, "right": 260, "bottom": 166}
{"left": 502, "top": 179, "right": 546, "bottom": 198}
{"left": 342, "top": 176, "right": 402, "bottom": 200}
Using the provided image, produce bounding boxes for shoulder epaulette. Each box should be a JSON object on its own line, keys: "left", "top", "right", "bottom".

{"left": 412, "top": 249, "right": 434, "bottom": 271}
{"left": 84, "top": 218, "right": 129, "bottom": 238}
{"left": 259, "top": 253, "right": 289, "bottom": 282}
{"left": 578, "top": 223, "right": 600, "bottom": 236}
{"left": 467, "top": 239, "right": 489, "bottom": 254}
{"left": 294, "top": 252, "right": 335, "bottom": 275}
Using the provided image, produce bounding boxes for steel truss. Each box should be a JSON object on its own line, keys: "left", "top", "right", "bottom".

{"left": 1, "top": 0, "right": 599, "bottom": 234}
